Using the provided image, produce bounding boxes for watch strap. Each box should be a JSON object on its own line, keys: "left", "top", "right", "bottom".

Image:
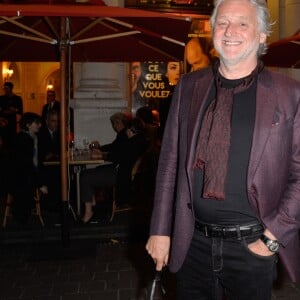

{"left": 260, "top": 234, "right": 280, "bottom": 252}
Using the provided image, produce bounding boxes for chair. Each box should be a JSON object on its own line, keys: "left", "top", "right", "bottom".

{"left": 2, "top": 188, "right": 45, "bottom": 228}
{"left": 109, "top": 156, "right": 143, "bottom": 222}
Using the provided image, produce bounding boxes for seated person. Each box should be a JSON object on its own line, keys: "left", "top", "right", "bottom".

{"left": 38, "top": 109, "right": 60, "bottom": 162}
{"left": 9, "top": 112, "right": 48, "bottom": 224}
{"left": 136, "top": 106, "right": 160, "bottom": 151}
{"left": 135, "top": 106, "right": 161, "bottom": 193}
{"left": 80, "top": 117, "right": 147, "bottom": 224}
{"left": 90, "top": 112, "right": 130, "bottom": 153}
{"left": 38, "top": 110, "right": 61, "bottom": 211}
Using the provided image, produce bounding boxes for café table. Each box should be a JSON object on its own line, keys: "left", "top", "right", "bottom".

{"left": 44, "top": 152, "right": 112, "bottom": 216}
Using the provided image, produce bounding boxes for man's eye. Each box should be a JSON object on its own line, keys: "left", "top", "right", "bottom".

{"left": 240, "top": 23, "right": 248, "bottom": 27}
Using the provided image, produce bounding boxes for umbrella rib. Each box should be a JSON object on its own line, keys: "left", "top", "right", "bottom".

{"left": 70, "top": 30, "right": 140, "bottom": 45}
{"left": 162, "top": 36, "right": 185, "bottom": 47}
{"left": 139, "top": 40, "right": 179, "bottom": 61}
{"left": 0, "top": 16, "right": 19, "bottom": 24}
{"left": 105, "top": 17, "right": 133, "bottom": 29}
{"left": 44, "top": 16, "right": 60, "bottom": 41}
{"left": 0, "top": 29, "right": 56, "bottom": 44}
{"left": 105, "top": 17, "right": 185, "bottom": 47}
{"left": 1, "top": 16, "right": 54, "bottom": 42}
{"left": 71, "top": 17, "right": 104, "bottom": 40}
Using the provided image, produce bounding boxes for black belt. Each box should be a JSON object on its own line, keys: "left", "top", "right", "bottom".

{"left": 195, "top": 220, "right": 264, "bottom": 238}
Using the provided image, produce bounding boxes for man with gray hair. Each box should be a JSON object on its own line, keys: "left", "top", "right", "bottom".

{"left": 146, "top": 0, "right": 300, "bottom": 299}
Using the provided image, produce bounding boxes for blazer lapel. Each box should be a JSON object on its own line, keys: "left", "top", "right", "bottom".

{"left": 247, "top": 71, "right": 277, "bottom": 184}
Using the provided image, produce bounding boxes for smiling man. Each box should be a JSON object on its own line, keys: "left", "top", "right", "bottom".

{"left": 146, "top": 0, "right": 300, "bottom": 299}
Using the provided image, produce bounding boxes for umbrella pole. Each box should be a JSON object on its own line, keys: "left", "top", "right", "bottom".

{"left": 59, "top": 16, "right": 70, "bottom": 246}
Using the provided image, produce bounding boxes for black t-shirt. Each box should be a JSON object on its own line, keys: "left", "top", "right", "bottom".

{"left": 193, "top": 76, "right": 259, "bottom": 225}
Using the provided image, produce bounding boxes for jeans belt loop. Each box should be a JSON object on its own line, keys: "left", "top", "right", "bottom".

{"left": 222, "top": 227, "right": 226, "bottom": 237}
{"left": 204, "top": 225, "right": 208, "bottom": 237}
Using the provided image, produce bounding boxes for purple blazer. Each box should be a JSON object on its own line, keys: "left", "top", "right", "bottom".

{"left": 149, "top": 67, "right": 300, "bottom": 282}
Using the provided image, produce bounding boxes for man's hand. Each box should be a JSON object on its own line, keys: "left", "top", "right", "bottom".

{"left": 248, "top": 239, "right": 275, "bottom": 256}
{"left": 91, "top": 148, "right": 103, "bottom": 159}
{"left": 248, "top": 229, "right": 278, "bottom": 256}
{"left": 146, "top": 235, "right": 170, "bottom": 271}
{"left": 90, "top": 140, "right": 100, "bottom": 149}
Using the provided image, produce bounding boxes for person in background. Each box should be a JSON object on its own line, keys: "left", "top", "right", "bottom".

{"left": 95, "top": 112, "right": 130, "bottom": 153}
{"left": 38, "top": 110, "right": 61, "bottom": 212}
{"left": 0, "top": 81, "right": 23, "bottom": 148}
{"left": 41, "top": 90, "right": 60, "bottom": 123}
{"left": 135, "top": 106, "right": 161, "bottom": 199}
{"left": 146, "top": 0, "right": 300, "bottom": 299}
{"left": 38, "top": 110, "right": 60, "bottom": 162}
{"left": 136, "top": 106, "right": 160, "bottom": 151}
{"left": 80, "top": 117, "right": 147, "bottom": 224}
{"left": 10, "top": 112, "right": 48, "bottom": 224}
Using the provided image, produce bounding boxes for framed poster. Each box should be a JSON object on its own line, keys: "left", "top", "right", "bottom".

{"left": 130, "top": 61, "right": 183, "bottom": 114}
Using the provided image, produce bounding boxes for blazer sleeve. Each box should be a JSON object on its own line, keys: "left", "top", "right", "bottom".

{"left": 261, "top": 77, "right": 300, "bottom": 246}
{"left": 149, "top": 79, "right": 182, "bottom": 236}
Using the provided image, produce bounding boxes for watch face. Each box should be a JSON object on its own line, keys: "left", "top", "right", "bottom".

{"left": 261, "top": 235, "right": 280, "bottom": 252}
{"left": 267, "top": 240, "right": 280, "bottom": 252}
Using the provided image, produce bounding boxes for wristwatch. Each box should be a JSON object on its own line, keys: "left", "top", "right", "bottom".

{"left": 260, "top": 234, "right": 280, "bottom": 253}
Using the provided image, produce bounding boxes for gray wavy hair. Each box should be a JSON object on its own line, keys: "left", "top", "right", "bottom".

{"left": 210, "top": 0, "right": 272, "bottom": 56}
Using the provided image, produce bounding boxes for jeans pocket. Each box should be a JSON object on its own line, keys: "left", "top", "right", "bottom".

{"left": 242, "top": 237, "right": 277, "bottom": 261}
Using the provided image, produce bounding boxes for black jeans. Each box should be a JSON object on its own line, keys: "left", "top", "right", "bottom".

{"left": 176, "top": 230, "right": 277, "bottom": 300}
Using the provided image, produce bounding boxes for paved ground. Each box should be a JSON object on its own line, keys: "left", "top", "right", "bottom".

{"left": 0, "top": 203, "right": 300, "bottom": 299}
{"left": 0, "top": 237, "right": 300, "bottom": 300}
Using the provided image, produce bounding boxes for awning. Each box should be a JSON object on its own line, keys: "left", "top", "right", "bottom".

{"left": 263, "top": 30, "right": 300, "bottom": 69}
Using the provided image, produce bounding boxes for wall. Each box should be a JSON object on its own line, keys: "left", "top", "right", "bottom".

{"left": 70, "top": 62, "right": 130, "bottom": 147}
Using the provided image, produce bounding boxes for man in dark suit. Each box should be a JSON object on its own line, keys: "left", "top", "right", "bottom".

{"left": 41, "top": 90, "right": 60, "bottom": 123}
{"left": 38, "top": 110, "right": 60, "bottom": 211}
{"left": 0, "top": 81, "right": 23, "bottom": 148}
{"left": 38, "top": 110, "right": 60, "bottom": 162}
{"left": 146, "top": 0, "right": 300, "bottom": 299}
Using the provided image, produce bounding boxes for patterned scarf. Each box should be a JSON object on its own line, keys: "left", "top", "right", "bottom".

{"left": 194, "top": 60, "right": 263, "bottom": 200}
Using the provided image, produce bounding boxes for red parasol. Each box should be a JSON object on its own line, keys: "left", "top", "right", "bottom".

{"left": 263, "top": 30, "right": 300, "bottom": 69}
{"left": 0, "top": 4, "right": 191, "bottom": 62}
{"left": 0, "top": 3, "right": 191, "bottom": 241}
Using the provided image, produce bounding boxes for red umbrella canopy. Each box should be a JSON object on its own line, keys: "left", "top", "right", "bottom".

{"left": 263, "top": 30, "right": 300, "bottom": 69}
{"left": 0, "top": 4, "right": 192, "bottom": 62}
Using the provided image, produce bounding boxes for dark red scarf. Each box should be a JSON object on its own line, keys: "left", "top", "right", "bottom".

{"left": 194, "top": 60, "right": 263, "bottom": 200}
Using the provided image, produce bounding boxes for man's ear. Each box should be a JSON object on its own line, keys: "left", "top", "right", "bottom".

{"left": 259, "top": 32, "right": 267, "bottom": 44}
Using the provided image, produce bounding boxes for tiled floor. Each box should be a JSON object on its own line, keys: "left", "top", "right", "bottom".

{"left": 0, "top": 200, "right": 299, "bottom": 300}
{"left": 0, "top": 238, "right": 299, "bottom": 300}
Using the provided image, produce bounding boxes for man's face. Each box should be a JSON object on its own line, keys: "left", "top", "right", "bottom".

{"left": 3, "top": 85, "right": 12, "bottom": 95}
{"left": 213, "top": 0, "right": 266, "bottom": 66}
{"left": 111, "top": 119, "right": 124, "bottom": 133}
{"left": 47, "top": 91, "right": 56, "bottom": 103}
{"left": 46, "top": 114, "right": 59, "bottom": 131}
